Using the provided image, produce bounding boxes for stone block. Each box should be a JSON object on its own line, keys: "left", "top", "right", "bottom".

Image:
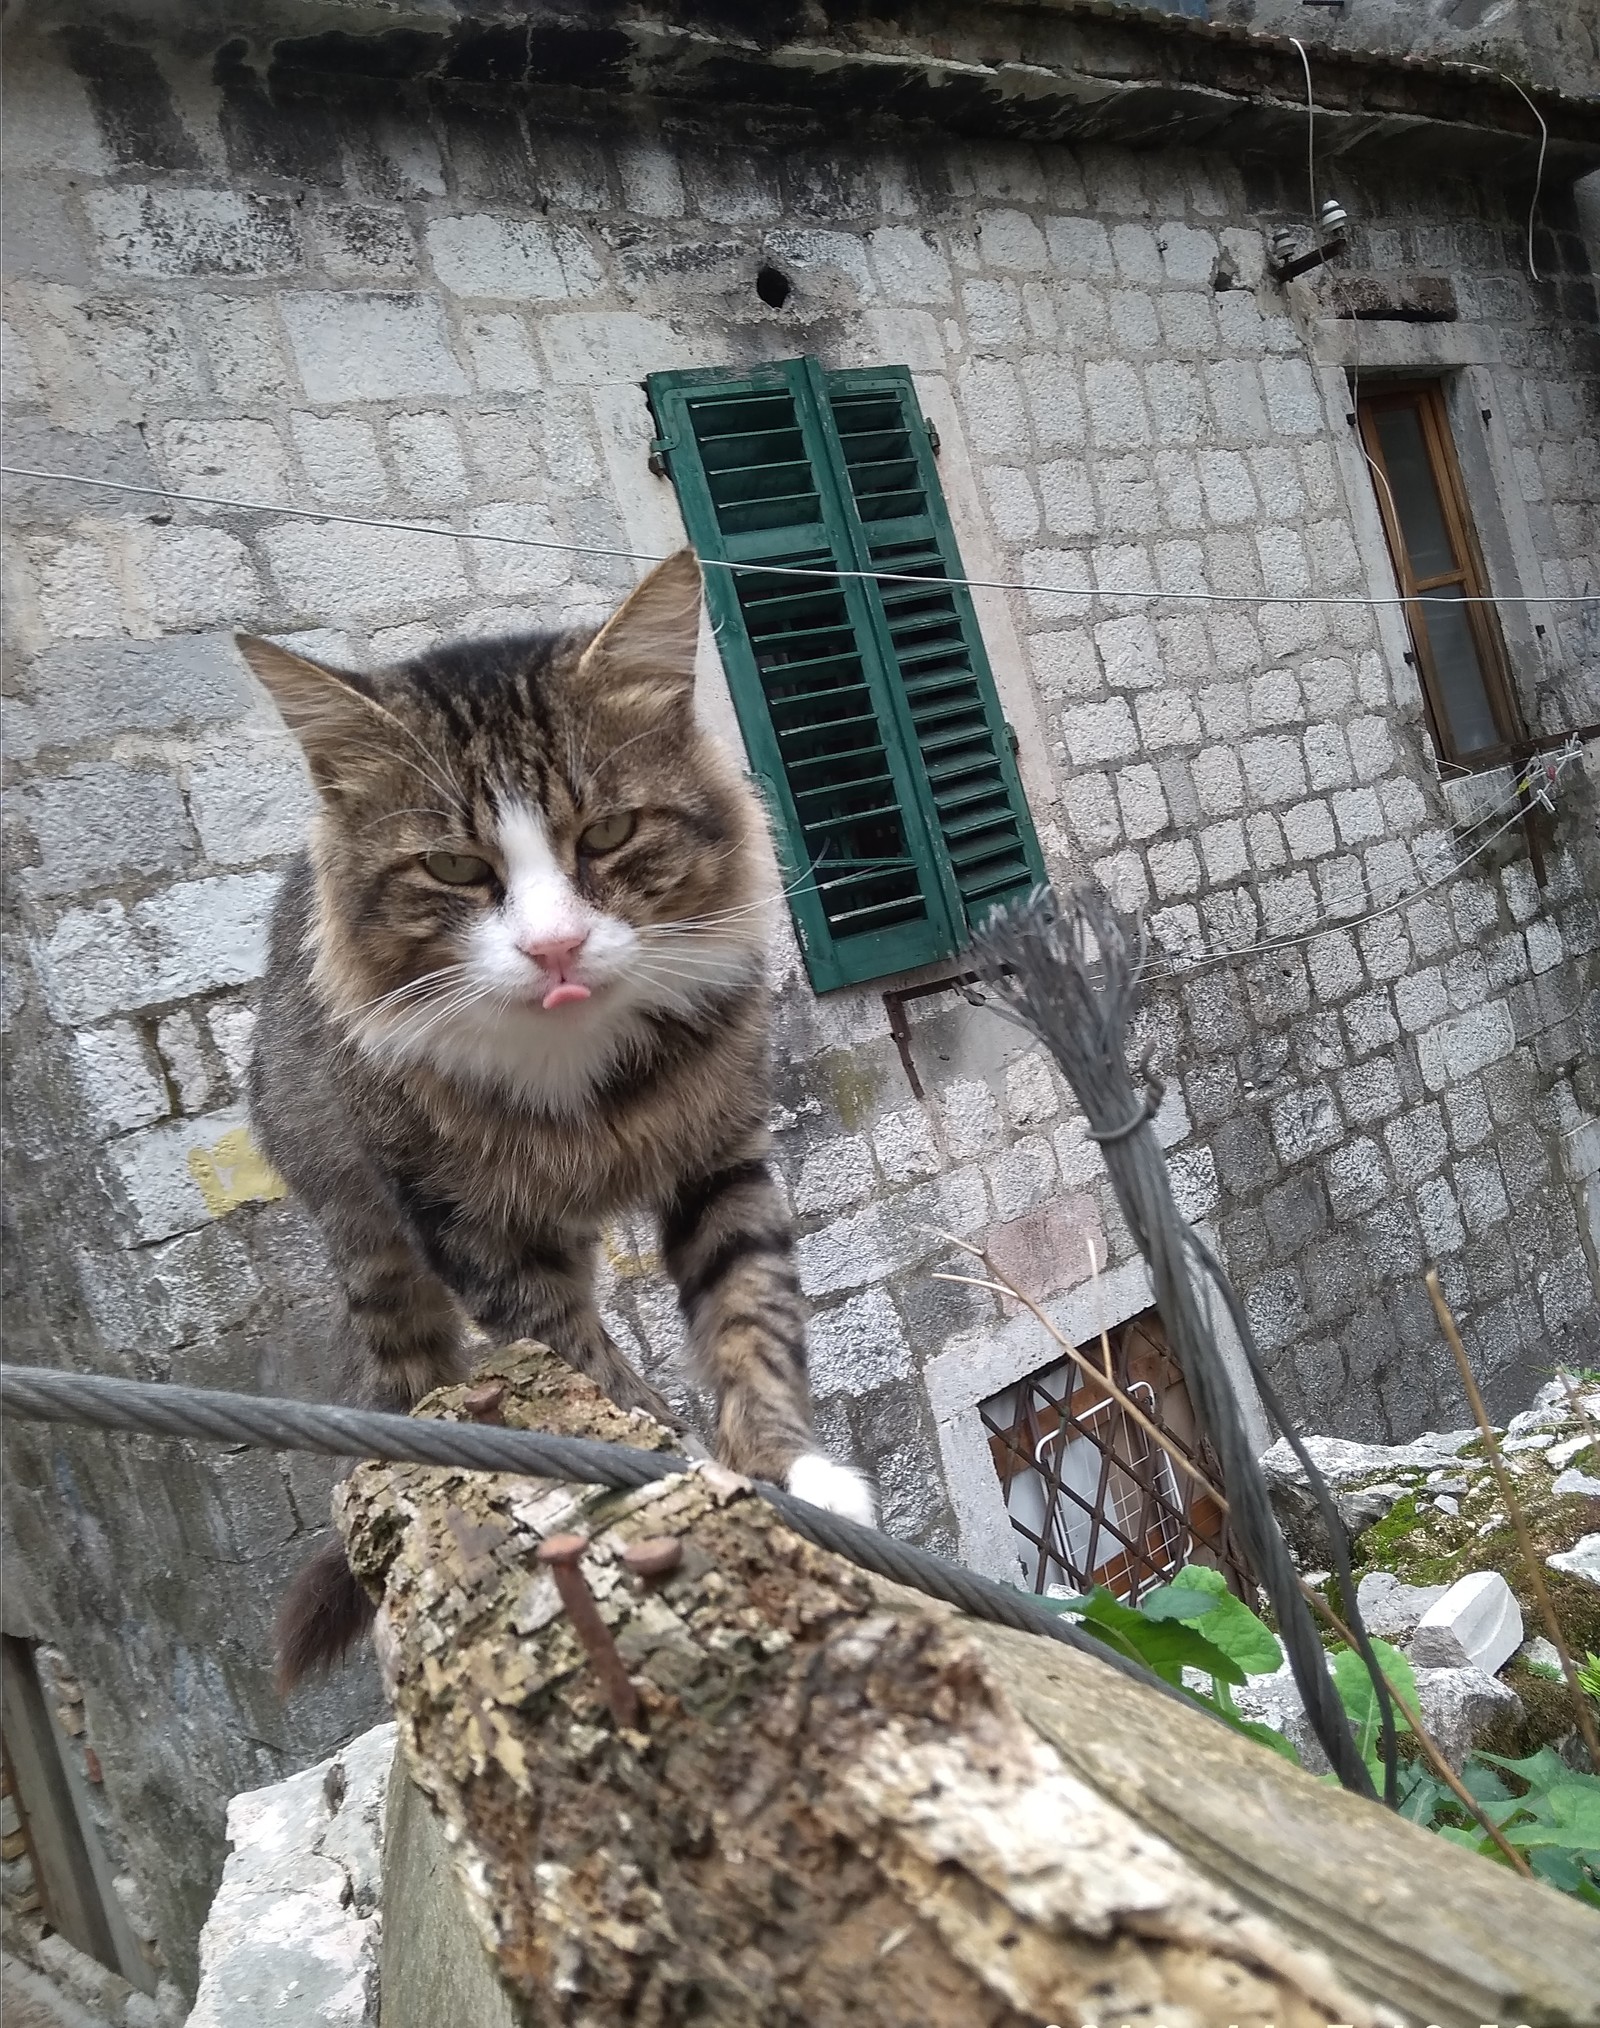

{"left": 186, "top": 734, "right": 315, "bottom": 866}
{"left": 292, "top": 411, "right": 389, "bottom": 506}
{"left": 311, "top": 202, "right": 417, "bottom": 282}
{"left": 1355, "top": 1570, "right": 1450, "bottom": 1641}
{"left": 1199, "top": 819, "right": 1248, "bottom": 884}
{"left": 1281, "top": 798, "right": 1335, "bottom": 860}
{"left": 259, "top": 520, "right": 468, "bottom": 622}
{"left": 1037, "top": 458, "right": 1096, "bottom": 537}
{"left": 158, "top": 1009, "right": 217, "bottom": 1113}
{"left": 792, "top": 1135, "right": 876, "bottom": 1217}
{"left": 103, "top": 1104, "right": 283, "bottom": 1243}
{"left": 133, "top": 524, "right": 263, "bottom": 631}
{"left": 1325, "top": 1137, "right": 1388, "bottom": 1217}
{"left": 1302, "top": 723, "right": 1353, "bottom": 791}
{"left": 280, "top": 291, "right": 467, "bottom": 402}
{"left": 984, "top": 1137, "right": 1057, "bottom": 1222}
{"left": 1190, "top": 745, "right": 1244, "bottom": 816}
{"left": 806, "top": 1287, "right": 912, "bottom": 1396}
{"left": 1114, "top": 763, "right": 1168, "bottom": 840}
{"left": 939, "top": 1078, "right": 1003, "bottom": 1162}
{"left": 17, "top": 760, "right": 195, "bottom": 896}
{"left": 1241, "top": 735, "right": 1307, "bottom": 807}
{"left": 86, "top": 185, "right": 299, "bottom": 278}
{"left": 1062, "top": 696, "right": 1137, "bottom": 768}
{"left": 1410, "top": 1572, "right": 1524, "bottom": 1674}
{"left": 1416, "top": 1000, "right": 1516, "bottom": 1092}
{"left": 186, "top": 1723, "right": 394, "bottom": 2028}
{"left": 159, "top": 418, "right": 291, "bottom": 508}
{"left": 386, "top": 412, "right": 470, "bottom": 506}
{"left": 1002, "top": 1051, "right": 1057, "bottom": 1129}
{"left": 73, "top": 1021, "right": 170, "bottom": 1134}
{"left": 1412, "top": 1666, "right": 1523, "bottom": 1769}
{"left": 1259, "top": 356, "right": 1323, "bottom": 436}
{"left": 189, "top": 293, "right": 293, "bottom": 401}
{"left": 5, "top": 632, "right": 255, "bottom": 762}
{"left": 1084, "top": 358, "right": 1150, "bottom": 447}
{"left": 36, "top": 871, "right": 279, "bottom": 1024}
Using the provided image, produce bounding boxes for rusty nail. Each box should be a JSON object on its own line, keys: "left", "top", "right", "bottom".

{"left": 463, "top": 1380, "right": 506, "bottom": 1423}
{"left": 537, "top": 1535, "right": 642, "bottom": 1730}
{"left": 620, "top": 1536, "right": 682, "bottom": 1579}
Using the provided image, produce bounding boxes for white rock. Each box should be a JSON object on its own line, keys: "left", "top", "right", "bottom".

{"left": 186, "top": 1723, "right": 396, "bottom": 2028}
{"left": 1547, "top": 1434, "right": 1595, "bottom": 1470}
{"left": 1502, "top": 1431, "right": 1555, "bottom": 1453}
{"left": 1547, "top": 1534, "right": 1600, "bottom": 1587}
{"left": 1409, "top": 1571, "right": 1523, "bottom": 1674}
{"left": 1518, "top": 1635, "right": 1561, "bottom": 1672}
{"left": 1412, "top": 1665, "right": 1522, "bottom": 1770}
{"left": 1552, "top": 1468, "right": 1600, "bottom": 1499}
{"left": 1354, "top": 1570, "right": 1448, "bottom": 1641}
{"left": 1259, "top": 1430, "right": 1475, "bottom": 1489}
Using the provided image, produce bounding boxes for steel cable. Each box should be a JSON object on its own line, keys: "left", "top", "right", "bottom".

{"left": 0, "top": 1361, "right": 1190, "bottom": 1706}
{"left": 970, "top": 884, "right": 1393, "bottom": 1802}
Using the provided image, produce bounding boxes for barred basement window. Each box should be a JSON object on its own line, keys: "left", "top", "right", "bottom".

{"left": 647, "top": 358, "right": 1044, "bottom": 992}
{"left": 1356, "top": 381, "right": 1523, "bottom": 768}
{"left": 980, "top": 1309, "right": 1252, "bottom": 1607}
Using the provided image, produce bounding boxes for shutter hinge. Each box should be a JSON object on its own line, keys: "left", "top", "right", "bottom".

{"left": 648, "top": 436, "right": 672, "bottom": 478}
{"left": 1006, "top": 722, "right": 1019, "bottom": 754}
{"left": 923, "top": 415, "right": 941, "bottom": 454}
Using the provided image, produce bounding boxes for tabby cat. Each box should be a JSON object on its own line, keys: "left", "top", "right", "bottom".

{"left": 238, "top": 550, "right": 874, "bottom": 1687}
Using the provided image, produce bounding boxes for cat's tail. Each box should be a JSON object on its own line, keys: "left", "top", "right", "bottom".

{"left": 275, "top": 1536, "right": 376, "bottom": 1693}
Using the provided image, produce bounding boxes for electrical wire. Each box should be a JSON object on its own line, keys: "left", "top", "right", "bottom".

{"left": 1151, "top": 745, "right": 1579, "bottom": 980}
{"left": 1475, "top": 68, "right": 1550, "bottom": 283}
{"left": 1, "top": 466, "right": 1591, "bottom": 610}
{"left": 1288, "top": 36, "right": 1318, "bottom": 227}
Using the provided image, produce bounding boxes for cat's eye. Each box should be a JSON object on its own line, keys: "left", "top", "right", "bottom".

{"left": 422, "top": 849, "right": 493, "bottom": 886}
{"left": 578, "top": 811, "right": 637, "bottom": 855}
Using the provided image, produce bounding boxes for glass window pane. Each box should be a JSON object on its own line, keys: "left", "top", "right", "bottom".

{"left": 1418, "top": 584, "right": 1500, "bottom": 753}
{"left": 1373, "top": 404, "right": 1458, "bottom": 580}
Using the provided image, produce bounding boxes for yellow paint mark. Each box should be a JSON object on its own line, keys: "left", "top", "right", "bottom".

{"left": 187, "top": 1128, "right": 287, "bottom": 1217}
{"left": 603, "top": 1224, "right": 660, "bottom": 1279}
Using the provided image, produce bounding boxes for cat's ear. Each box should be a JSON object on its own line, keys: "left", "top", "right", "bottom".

{"left": 235, "top": 635, "right": 388, "bottom": 795}
{"left": 578, "top": 548, "right": 702, "bottom": 720}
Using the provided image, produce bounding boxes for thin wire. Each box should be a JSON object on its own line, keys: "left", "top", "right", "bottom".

{"left": 1, "top": 466, "right": 1590, "bottom": 610}
{"left": 1160, "top": 746, "right": 1576, "bottom": 979}
{"left": 1477, "top": 68, "right": 1549, "bottom": 282}
{"left": 1288, "top": 36, "right": 1317, "bottom": 226}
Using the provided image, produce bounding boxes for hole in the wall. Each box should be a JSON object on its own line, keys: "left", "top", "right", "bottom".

{"left": 755, "top": 265, "right": 792, "bottom": 308}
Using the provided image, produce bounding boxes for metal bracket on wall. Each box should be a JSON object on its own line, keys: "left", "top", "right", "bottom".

{"left": 882, "top": 971, "right": 985, "bottom": 1101}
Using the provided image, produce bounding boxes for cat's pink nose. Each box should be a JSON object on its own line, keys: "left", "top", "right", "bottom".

{"left": 518, "top": 930, "right": 589, "bottom": 976}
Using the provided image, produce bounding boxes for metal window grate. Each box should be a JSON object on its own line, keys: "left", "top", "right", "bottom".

{"left": 981, "top": 1309, "right": 1252, "bottom": 1605}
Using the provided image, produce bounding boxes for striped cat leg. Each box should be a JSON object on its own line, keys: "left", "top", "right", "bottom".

{"left": 659, "top": 1157, "right": 876, "bottom": 1524}
{"left": 454, "top": 1229, "right": 680, "bottom": 1430}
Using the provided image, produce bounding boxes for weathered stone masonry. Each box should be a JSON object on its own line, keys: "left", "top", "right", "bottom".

{"left": 2, "top": 1, "right": 1598, "bottom": 1984}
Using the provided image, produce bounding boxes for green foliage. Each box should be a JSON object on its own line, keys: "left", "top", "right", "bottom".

{"left": 1036, "top": 1565, "right": 1600, "bottom": 1902}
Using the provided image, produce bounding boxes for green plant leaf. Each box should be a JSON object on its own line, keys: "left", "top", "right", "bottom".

{"left": 1477, "top": 1746, "right": 1572, "bottom": 1795}
{"left": 1077, "top": 1587, "right": 1246, "bottom": 1688}
{"left": 1330, "top": 1639, "right": 1416, "bottom": 1760}
{"left": 1141, "top": 1567, "right": 1283, "bottom": 1676}
{"left": 1457, "top": 1756, "right": 1515, "bottom": 1805}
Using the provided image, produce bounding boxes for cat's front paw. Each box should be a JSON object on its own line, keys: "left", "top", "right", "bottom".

{"left": 785, "top": 1453, "right": 878, "bottom": 1528}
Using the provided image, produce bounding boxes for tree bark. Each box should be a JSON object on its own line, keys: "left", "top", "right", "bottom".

{"left": 340, "top": 1344, "right": 1600, "bottom": 2028}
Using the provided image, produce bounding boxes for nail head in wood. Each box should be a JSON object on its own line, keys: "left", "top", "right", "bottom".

{"left": 621, "top": 1537, "right": 682, "bottom": 1578}
{"left": 463, "top": 1381, "right": 507, "bottom": 1423}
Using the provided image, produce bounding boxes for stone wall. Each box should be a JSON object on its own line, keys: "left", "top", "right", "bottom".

{"left": 3, "top": 8, "right": 1598, "bottom": 1988}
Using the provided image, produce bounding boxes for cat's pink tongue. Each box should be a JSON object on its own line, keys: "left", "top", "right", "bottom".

{"left": 541, "top": 981, "right": 592, "bottom": 1010}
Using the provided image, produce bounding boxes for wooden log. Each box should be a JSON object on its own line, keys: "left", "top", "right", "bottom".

{"left": 340, "top": 1344, "right": 1600, "bottom": 2028}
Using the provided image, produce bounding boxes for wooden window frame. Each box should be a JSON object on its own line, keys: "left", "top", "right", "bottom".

{"left": 1356, "top": 380, "right": 1524, "bottom": 769}
{"left": 648, "top": 357, "right": 1044, "bottom": 993}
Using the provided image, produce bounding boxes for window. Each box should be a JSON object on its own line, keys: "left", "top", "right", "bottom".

{"left": 980, "top": 1310, "right": 1251, "bottom": 1606}
{"left": 1356, "top": 381, "right": 1522, "bottom": 767}
{"left": 647, "top": 357, "right": 1044, "bottom": 992}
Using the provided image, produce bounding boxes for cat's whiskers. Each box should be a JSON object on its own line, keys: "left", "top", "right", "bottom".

{"left": 356, "top": 806, "right": 456, "bottom": 837}
{"left": 344, "top": 962, "right": 472, "bottom": 1020}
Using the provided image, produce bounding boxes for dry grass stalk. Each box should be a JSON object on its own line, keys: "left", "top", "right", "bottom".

{"left": 930, "top": 1231, "right": 1227, "bottom": 1514}
{"left": 1299, "top": 1582, "right": 1534, "bottom": 1879}
{"left": 1424, "top": 1269, "right": 1600, "bottom": 1769}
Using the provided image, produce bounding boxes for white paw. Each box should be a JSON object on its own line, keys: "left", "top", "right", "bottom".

{"left": 786, "top": 1453, "right": 878, "bottom": 1527}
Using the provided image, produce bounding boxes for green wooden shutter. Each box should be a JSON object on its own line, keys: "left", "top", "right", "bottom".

{"left": 824, "top": 364, "right": 1045, "bottom": 928}
{"left": 647, "top": 357, "right": 1042, "bottom": 991}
